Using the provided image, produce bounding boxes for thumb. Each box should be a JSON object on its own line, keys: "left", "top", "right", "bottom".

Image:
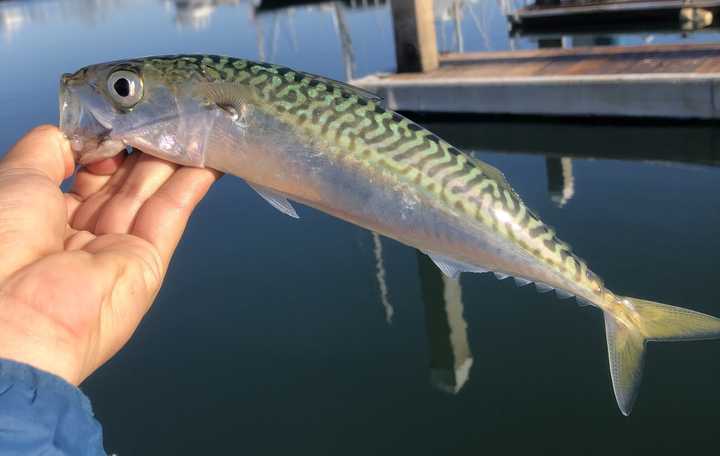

{"left": 1, "top": 125, "right": 75, "bottom": 184}
{"left": 0, "top": 126, "right": 76, "bottom": 281}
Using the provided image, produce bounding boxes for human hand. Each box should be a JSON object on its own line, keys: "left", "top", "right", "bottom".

{"left": 0, "top": 126, "right": 220, "bottom": 385}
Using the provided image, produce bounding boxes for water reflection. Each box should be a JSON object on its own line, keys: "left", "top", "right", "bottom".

{"left": 2, "top": 0, "right": 137, "bottom": 42}
{"left": 371, "top": 232, "right": 394, "bottom": 324}
{"left": 417, "top": 251, "right": 473, "bottom": 394}
{"left": 331, "top": 3, "right": 356, "bottom": 80}
{"left": 165, "top": 0, "right": 246, "bottom": 30}
{"left": 369, "top": 235, "right": 473, "bottom": 392}
{"left": 545, "top": 157, "right": 575, "bottom": 207}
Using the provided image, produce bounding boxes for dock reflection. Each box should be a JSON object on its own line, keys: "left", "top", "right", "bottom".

{"left": 417, "top": 251, "right": 473, "bottom": 394}
{"left": 372, "top": 232, "right": 394, "bottom": 324}
{"left": 418, "top": 117, "right": 720, "bottom": 206}
{"left": 419, "top": 117, "right": 720, "bottom": 166}
{"left": 545, "top": 157, "right": 574, "bottom": 207}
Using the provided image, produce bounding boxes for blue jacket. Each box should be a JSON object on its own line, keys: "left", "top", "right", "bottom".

{"left": 0, "top": 359, "right": 105, "bottom": 455}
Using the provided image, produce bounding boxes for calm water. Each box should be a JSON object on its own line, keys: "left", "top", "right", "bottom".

{"left": 2, "top": 0, "right": 720, "bottom": 454}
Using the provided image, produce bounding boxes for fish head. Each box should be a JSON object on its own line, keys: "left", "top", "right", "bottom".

{"left": 60, "top": 59, "right": 216, "bottom": 166}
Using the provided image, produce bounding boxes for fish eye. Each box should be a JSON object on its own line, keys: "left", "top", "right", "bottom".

{"left": 107, "top": 69, "right": 143, "bottom": 108}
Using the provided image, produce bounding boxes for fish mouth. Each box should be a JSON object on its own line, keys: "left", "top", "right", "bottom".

{"left": 59, "top": 74, "right": 126, "bottom": 165}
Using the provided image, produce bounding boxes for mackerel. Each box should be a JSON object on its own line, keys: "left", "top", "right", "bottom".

{"left": 59, "top": 55, "right": 720, "bottom": 415}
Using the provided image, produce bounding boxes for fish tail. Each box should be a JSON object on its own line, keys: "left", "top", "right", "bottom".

{"left": 604, "top": 297, "right": 720, "bottom": 416}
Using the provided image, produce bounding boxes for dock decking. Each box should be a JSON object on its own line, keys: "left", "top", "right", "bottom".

{"left": 351, "top": 43, "right": 720, "bottom": 119}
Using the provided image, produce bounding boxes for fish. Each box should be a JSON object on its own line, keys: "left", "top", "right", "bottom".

{"left": 59, "top": 55, "right": 720, "bottom": 415}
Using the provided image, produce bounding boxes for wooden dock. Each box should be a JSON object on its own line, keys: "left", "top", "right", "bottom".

{"left": 352, "top": 43, "right": 720, "bottom": 119}
{"left": 509, "top": 0, "right": 720, "bottom": 28}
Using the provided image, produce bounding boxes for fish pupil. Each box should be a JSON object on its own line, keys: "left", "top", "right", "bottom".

{"left": 113, "top": 78, "right": 130, "bottom": 97}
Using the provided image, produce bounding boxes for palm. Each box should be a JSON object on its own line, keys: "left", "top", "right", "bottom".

{"left": 0, "top": 127, "right": 219, "bottom": 384}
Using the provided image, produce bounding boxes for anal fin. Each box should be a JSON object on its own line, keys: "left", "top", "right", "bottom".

{"left": 425, "top": 252, "right": 487, "bottom": 279}
{"left": 248, "top": 183, "right": 299, "bottom": 219}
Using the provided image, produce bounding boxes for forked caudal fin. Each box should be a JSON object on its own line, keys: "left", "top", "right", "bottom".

{"left": 604, "top": 297, "right": 720, "bottom": 416}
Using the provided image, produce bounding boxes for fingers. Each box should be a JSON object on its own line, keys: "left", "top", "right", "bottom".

{"left": 67, "top": 151, "right": 129, "bottom": 213}
{"left": 85, "top": 154, "right": 127, "bottom": 176}
{"left": 68, "top": 148, "right": 220, "bottom": 267}
{"left": 64, "top": 230, "right": 96, "bottom": 251}
{"left": 92, "top": 155, "right": 178, "bottom": 235}
{"left": 70, "top": 152, "right": 128, "bottom": 200}
{"left": 132, "top": 166, "right": 221, "bottom": 265}
{"left": 69, "top": 153, "right": 139, "bottom": 230}
{"left": 0, "top": 125, "right": 75, "bottom": 184}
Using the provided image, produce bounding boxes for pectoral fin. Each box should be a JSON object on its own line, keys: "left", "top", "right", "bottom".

{"left": 248, "top": 183, "right": 299, "bottom": 219}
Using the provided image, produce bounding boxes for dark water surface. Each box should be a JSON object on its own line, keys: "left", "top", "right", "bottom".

{"left": 2, "top": 1, "right": 720, "bottom": 454}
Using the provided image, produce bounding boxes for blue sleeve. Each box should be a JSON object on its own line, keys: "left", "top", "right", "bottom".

{"left": 0, "top": 358, "right": 105, "bottom": 455}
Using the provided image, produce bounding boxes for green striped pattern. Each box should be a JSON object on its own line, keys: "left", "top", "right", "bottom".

{"left": 137, "top": 55, "right": 606, "bottom": 296}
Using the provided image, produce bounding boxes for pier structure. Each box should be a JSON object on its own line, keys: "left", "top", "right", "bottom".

{"left": 351, "top": 0, "right": 720, "bottom": 119}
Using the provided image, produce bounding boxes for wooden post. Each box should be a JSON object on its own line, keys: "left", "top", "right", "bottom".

{"left": 390, "top": 0, "right": 439, "bottom": 73}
